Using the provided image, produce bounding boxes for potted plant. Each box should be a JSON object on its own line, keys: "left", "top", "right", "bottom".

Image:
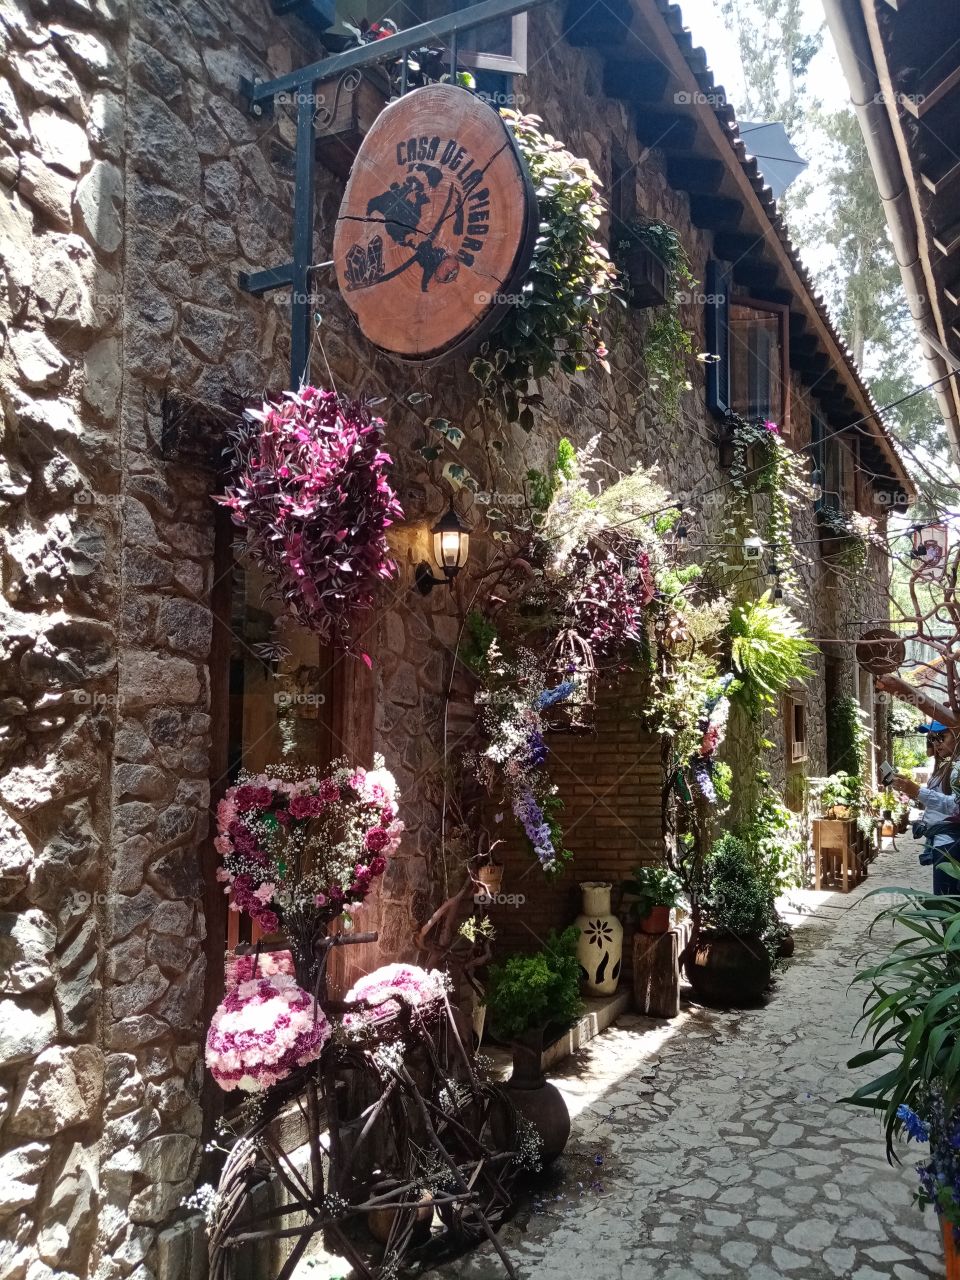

{"left": 684, "top": 833, "right": 774, "bottom": 1008}
{"left": 810, "top": 772, "right": 860, "bottom": 820}
{"left": 847, "top": 875, "right": 960, "bottom": 1275}
{"left": 485, "top": 928, "right": 582, "bottom": 1162}
{"left": 623, "top": 865, "right": 684, "bottom": 934}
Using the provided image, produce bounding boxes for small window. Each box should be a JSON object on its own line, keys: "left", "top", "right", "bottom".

{"left": 787, "top": 693, "right": 808, "bottom": 764}
{"left": 706, "top": 262, "right": 791, "bottom": 434}
{"left": 815, "top": 418, "right": 858, "bottom": 515}
{"left": 328, "top": 0, "right": 528, "bottom": 73}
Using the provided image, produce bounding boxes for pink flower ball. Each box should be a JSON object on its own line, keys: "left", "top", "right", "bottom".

{"left": 205, "top": 973, "right": 330, "bottom": 1092}
{"left": 343, "top": 963, "right": 446, "bottom": 1025}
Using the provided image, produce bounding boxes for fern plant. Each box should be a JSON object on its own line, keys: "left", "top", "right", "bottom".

{"left": 727, "top": 592, "right": 818, "bottom": 719}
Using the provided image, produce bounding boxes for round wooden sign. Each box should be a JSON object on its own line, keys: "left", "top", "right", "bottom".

{"left": 855, "top": 627, "right": 906, "bottom": 676}
{"left": 333, "top": 84, "right": 537, "bottom": 363}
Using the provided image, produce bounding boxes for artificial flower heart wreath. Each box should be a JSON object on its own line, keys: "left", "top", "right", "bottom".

{"left": 214, "top": 757, "right": 404, "bottom": 958}
{"left": 207, "top": 759, "right": 457, "bottom": 1094}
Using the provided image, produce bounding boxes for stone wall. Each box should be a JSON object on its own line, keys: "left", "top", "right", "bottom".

{"left": 0, "top": 0, "right": 897, "bottom": 1277}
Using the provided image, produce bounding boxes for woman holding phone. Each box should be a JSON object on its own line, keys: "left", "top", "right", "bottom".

{"left": 884, "top": 722, "right": 960, "bottom": 895}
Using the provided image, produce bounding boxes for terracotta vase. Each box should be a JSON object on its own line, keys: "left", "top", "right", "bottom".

{"left": 502, "top": 1029, "right": 570, "bottom": 1164}
{"left": 574, "top": 882, "right": 623, "bottom": 997}
{"left": 944, "top": 1219, "right": 960, "bottom": 1280}
{"left": 639, "top": 905, "right": 671, "bottom": 935}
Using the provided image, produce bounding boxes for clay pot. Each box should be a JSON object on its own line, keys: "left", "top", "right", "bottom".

{"left": 476, "top": 863, "right": 503, "bottom": 899}
{"left": 944, "top": 1219, "right": 960, "bottom": 1280}
{"left": 502, "top": 1030, "right": 570, "bottom": 1164}
{"left": 639, "top": 905, "right": 671, "bottom": 935}
{"left": 685, "top": 931, "right": 771, "bottom": 1007}
{"left": 776, "top": 928, "right": 795, "bottom": 959}
{"left": 367, "top": 1190, "right": 433, "bottom": 1246}
{"left": 574, "top": 882, "right": 623, "bottom": 996}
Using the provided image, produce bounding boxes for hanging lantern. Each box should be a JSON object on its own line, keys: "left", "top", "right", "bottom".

{"left": 910, "top": 523, "right": 949, "bottom": 580}
{"left": 543, "top": 629, "right": 596, "bottom": 734}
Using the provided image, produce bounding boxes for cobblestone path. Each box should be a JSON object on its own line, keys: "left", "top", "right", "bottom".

{"left": 446, "top": 836, "right": 945, "bottom": 1280}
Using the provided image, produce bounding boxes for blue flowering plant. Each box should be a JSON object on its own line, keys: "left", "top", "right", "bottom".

{"left": 897, "top": 1094, "right": 960, "bottom": 1238}
{"left": 469, "top": 635, "right": 573, "bottom": 874}
{"left": 848, "top": 879, "right": 960, "bottom": 1237}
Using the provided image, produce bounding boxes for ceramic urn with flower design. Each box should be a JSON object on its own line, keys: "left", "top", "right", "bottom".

{"left": 574, "top": 881, "right": 623, "bottom": 996}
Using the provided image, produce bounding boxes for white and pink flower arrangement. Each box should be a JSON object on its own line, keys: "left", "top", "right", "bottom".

{"left": 343, "top": 963, "right": 448, "bottom": 1026}
{"left": 215, "top": 757, "right": 403, "bottom": 944}
{"left": 205, "top": 971, "right": 331, "bottom": 1092}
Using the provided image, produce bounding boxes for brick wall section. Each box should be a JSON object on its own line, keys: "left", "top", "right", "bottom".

{"left": 484, "top": 670, "right": 665, "bottom": 956}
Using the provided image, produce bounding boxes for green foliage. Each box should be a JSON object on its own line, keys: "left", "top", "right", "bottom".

{"left": 486, "top": 927, "right": 583, "bottom": 1039}
{"left": 702, "top": 832, "right": 775, "bottom": 937}
{"left": 894, "top": 737, "right": 927, "bottom": 773}
{"left": 615, "top": 219, "right": 696, "bottom": 420}
{"left": 847, "top": 876, "right": 960, "bottom": 1156}
{"left": 740, "top": 780, "right": 805, "bottom": 897}
{"left": 827, "top": 695, "right": 870, "bottom": 777}
{"left": 461, "top": 610, "right": 499, "bottom": 675}
{"left": 527, "top": 437, "right": 578, "bottom": 513}
{"left": 728, "top": 593, "right": 818, "bottom": 719}
{"left": 722, "top": 417, "right": 812, "bottom": 596}
{"left": 469, "top": 113, "right": 619, "bottom": 426}
{"left": 809, "top": 771, "right": 864, "bottom": 815}
{"left": 622, "top": 864, "right": 684, "bottom": 919}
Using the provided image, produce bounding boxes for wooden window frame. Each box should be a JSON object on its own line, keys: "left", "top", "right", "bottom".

{"left": 706, "top": 262, "right": 792, "bottom": 436}
{"left": 786, "top": 691, "right": 808, "bottom": 765}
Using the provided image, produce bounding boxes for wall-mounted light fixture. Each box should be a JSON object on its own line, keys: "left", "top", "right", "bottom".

{"left": 415, "top": 499, "right": 471, "bottom": 594}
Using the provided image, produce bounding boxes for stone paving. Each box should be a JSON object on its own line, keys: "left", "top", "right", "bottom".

{"left": 443, "top": 835, "right": 945, "bottom": 1280}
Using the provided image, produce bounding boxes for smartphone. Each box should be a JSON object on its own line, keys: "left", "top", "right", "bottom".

{"left": 879, "top": 760, "right": 895, "bottom": 785}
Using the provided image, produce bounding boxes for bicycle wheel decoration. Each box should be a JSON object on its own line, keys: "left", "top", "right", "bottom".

{"left": 204, "top": 760, "right": 524, "bottom": 1280}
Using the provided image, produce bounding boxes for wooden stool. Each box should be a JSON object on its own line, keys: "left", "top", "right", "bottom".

{"left": 813, "top": 818, "right": 867, "bottom": 893}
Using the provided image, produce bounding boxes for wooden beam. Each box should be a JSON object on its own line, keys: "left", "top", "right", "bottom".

{"left": 901, "top": 63, "right": 960, "bottom": 120}
{"left": 689, "top": 194, "right": 743, "bottom": 231}
{"left": 563, "top": 0, "right": 633, "bottom": 48}
{"left": 792, "top": 332, "right": 818, "bottom": 356}
{"left": 748, "top": 286, "right": 793, "bottom": 307}
{"left": 733, "top": 259, "right": 779, "bottom": 291}
{"left": 934, "top": 217, "right": 960, "bottom": 257}
{"left": 713, "top": 230, "right": 767, "bottom": 262}
{"left": 603, "top": 60, "right": 671, "bottom": 106}
{"left": 666, "top": 155, "right": 726, "bottom": 194}
{"left": 789, "top": 310, "right": 809, "bottom": 337}
{"left": 634, "top": 111, "right": 698, "bottom": 151}
{"left": 921, "top": 155, "right": 960, "bottom": 196}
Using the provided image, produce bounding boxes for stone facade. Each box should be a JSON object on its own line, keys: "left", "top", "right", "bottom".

{"left": 0, "top": 0, "right": 898, "bottom": 1277}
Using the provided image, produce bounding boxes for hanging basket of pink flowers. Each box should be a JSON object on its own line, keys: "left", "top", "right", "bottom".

{"left": 215, "top": 757, "right": 403, "bottom": 983}
{"left": 215, "top": 386, "right": 404, "bottom": 663}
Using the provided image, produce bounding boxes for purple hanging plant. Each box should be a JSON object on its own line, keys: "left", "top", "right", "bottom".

{"left": 215, "top": 387, "right": 404, "bottom": 662}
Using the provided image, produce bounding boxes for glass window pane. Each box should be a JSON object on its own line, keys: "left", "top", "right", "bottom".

{"left": 728, "top": 303, "right": 782, "bottom": 422}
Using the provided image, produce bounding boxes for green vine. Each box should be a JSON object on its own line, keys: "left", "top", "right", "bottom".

{"left": 817, "top": 504, "right": 870, "bottom": 569}
{"left": 721, "top": 414, "right": 812, "bottom": 596}
{"left": 469, "top": 112, "right": 620, "bottom": 428}
{"left": 614, "top": 220, "right": 696, "bottom": 420}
